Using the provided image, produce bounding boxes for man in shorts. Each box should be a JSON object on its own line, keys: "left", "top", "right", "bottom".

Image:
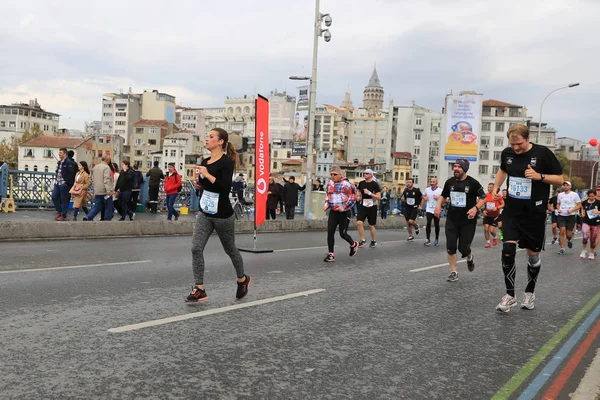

{"left": 548, "top": 189, "right": 560, "bottom": 244}
{"left": 483, "top": 183, "right": 504, "bottom": 248}
{"left": 580, "top": 189, "right": 600, "bottom": 260}
{"left": 420, "top": 177, "right": 442, "bottom": 246}
{"left": 434, "top": 159, "right": 486, "bottom": 282}
{"left": 401, "top": 178, "right": 422, "bottom": 241}
{"left": 557, "top": 181, "right": 582, "bottom": 255}
{"left": 493, "top": 124, "right": 563, "bottom": 313}
{"left": 357, "top": 168, "right": 381, "bottom": 248}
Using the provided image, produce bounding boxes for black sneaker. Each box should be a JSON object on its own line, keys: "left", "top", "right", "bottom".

{"left": 324, "top": 253, "right": 335, "bottom": 262}
{"left": 467, "top": 255, "right": 475, "bottom": 272}
{"left": 407, "top": 236, "right": 415, "bottom": 241}
{"left": 447, "top": 272, "right": 458, "bottom": 282}
{"left": 185, "top": 286, "right": 208, "bottom": 302}
{"left": 349, "top": 242, "right": 358, "bottom": 257}
{"left": 236, "top": 275, "right": 252, "bottom": 299}
{"left": 174, "top": 213, "right": 179, "bottom": 221}
{"left": 358, "top": 240, "right": 366, "bottom": 248}
{"left": 369, "top": 240, "right": 377, "bottom": 248}
{"left": 415, "top": 226, "right": 420, "bottom": 235}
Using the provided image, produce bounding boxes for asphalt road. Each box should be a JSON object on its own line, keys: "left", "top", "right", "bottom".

{"left": 1, "top": 225, "right": 599, "bottom": 399}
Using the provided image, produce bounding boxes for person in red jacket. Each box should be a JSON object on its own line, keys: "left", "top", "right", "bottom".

{"left": 164, "top": 163, "right": 182, "bottom": 221}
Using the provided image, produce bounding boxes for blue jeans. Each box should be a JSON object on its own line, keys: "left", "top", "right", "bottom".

{"left": 119, "top": 191, "right": 134, "bottom": 220}
{"left": 52, "top": 183, "right": 70, "bottom": 217}
{"left": 166, "top": 193, "right": 179, "bottom": 220}
{"left": 86, "top": 195, "right": 114, "bottom": 221}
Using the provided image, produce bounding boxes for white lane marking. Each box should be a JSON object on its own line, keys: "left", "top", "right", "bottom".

{"left": 108, "top": 288, "right": 326, "bottom": 333}
{"left": 0, "top": 260, "right": 153, "bottom": 274}
{"left": 273, "top": 240, "right": 404, "bottom": 253}
{"left": 571, "top": 348, "right": 600, "bottom": 400}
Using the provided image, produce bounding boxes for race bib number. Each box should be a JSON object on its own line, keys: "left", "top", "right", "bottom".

{"left": 363, "top": 199, "right": 375, "bottom": 208}
{"left": 407, "top": 198, "right": 415, "bottom": 206}
{"left": 587, "top": 209, "right": 598, "bottom": 219}
{"left": 508, "top": 177, "right": 532, "bottom": 200}
{"left": 426, "top": 201, "right": 436, "bottom": 213}
{"left": 200, "top": 190, "right": 219, "bottom": 214}
{"left": 332, "top": 193, "right": 342, "bottom": 205}
{"left": 486, "top": 202, "right": 495, "bottom": 210}
{"left": 450, "top": 191, "right": 467, "bottom": 208}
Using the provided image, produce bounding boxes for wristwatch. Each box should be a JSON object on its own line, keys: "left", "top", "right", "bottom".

{"left": 540, "top": 173, "right": 545, "bottom": 182}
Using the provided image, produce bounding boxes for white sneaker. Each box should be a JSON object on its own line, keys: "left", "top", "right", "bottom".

{"left": 521, "top": 292, "right": 535, "bottom": 310}
{"left": 496, "top": 294, "right": 517, "bottom": 313}
{"left": 589, "top": 253, "right": 595, "bottom": 260}
{"left": 580, "top": 251, "right": 587, "bottom": 259}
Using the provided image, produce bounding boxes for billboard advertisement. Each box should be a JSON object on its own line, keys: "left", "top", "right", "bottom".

{"left": 254, "top": 95, "right": 270, "bottom": 227}
{"left": 444, "top": 95, "right": 482, "bottom": 161}
{"left": 292, "top": 85, "right": 309, "bottom": 156}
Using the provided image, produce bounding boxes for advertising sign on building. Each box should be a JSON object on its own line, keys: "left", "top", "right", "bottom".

{"left": 292, "top": 85, "right": 309, "bottom": 156}
{"left": 444, "top": 95, "right": 482, "bottom": 161}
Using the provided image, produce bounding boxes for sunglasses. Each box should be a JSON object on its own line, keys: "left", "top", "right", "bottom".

{"left": 330, "top": 173, "right": 339, "bottom": 176}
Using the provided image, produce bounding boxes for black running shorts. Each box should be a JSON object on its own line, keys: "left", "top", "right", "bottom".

{"left": 557, "top": 215, "right": 576, "bottom": 231}
{"left": 551, "top": 213, "right": 558, "bottom": 224}
{"left": 483, "top": 216, "right": 499, "bottom": 227}
{"left": 502, "top": 207, "right": 547, "bottom": 252}
{"left": 357, "top": 205, "right": 377, "bottom": 225}
{"left": 403, "top": 207, "right": 419, "bottom": 222}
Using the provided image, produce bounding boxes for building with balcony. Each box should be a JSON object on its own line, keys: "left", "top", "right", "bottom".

{"left": 101, "top": 92, "right": 142, "bottom": 150}
{"left": 555, "top": 137, "right": 581, "bottom": 161}
{"left": 391, "top": 152, "right": 412, "bottom": 196}
{"left": 225, "top": 95, "right": 255, "bottom": 140}
{"left": 128, "top": 120, "right": 174, "bottom": 171}
{"left": 346, "top": 107, "right": 391, "bottom": 169}
{"left": 527, "top": 121, "right": 557, "bottom": 151}
{"left": 0, "top": 99, "right": 59, "bottom": 141}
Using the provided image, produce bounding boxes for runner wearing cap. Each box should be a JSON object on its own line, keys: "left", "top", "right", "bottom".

{"left": 356, "top": 169, "right": 381, "bottom": 248}
{"left": 556, "top": 181, "right": 581, "bottom": 255}
{"left": 420, "top": 177, "right": 442, "bottom": 246}
{"left": 493, "top": 124, "right": 563, "bottom": 312}
{"left": 434, "top": 158, "right": 486, "bottom": 282}
{"left": 400, "top": 178, "right": 423, "bottom": 241}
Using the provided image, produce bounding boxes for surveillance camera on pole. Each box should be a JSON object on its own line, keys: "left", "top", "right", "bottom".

{"left": 322, "top": 14, "right": 332, "bottom": 27}
{"left": 322, "top": 29, "right": 331, "bottom": 42}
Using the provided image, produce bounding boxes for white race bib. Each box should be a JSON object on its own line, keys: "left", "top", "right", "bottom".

{"left": 486, "top": 201, "right": 495, "bottom": 210}
{"left": 407, "top": 198, "right": 415, "bottom": 206}
{"left": 587, "top": 209, "right": 598, "bottom": 219}
{"left": 508, "top": 177, "right": 532, "bottom": 199}
{"left": 200, "top": 190, "right": 219, "bottom": 214}
{"left": 426, "top": 201, "right": 437, "bottom": 213}
{"left": 363, "top": 199, "right": 375, "bottom": 208}
{"left": 450, "top": 191, "right": 467, "bottom": 208}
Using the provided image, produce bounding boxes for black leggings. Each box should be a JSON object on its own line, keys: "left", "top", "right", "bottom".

{"left": 327, "top": 210, "right": 355, "bottom": 253}
{"left": 266, "top": 208, "right": 276, "bottom": 220}
{"left": 426, "top": 212, "right": 440, "bottom": 240}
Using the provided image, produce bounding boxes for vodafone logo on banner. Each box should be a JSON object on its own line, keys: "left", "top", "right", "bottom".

{"left": 254, "top": 96, "right": 270, "bottom": 226}
{"left": 256, "top": 130, "right": 267, "bottom": 195}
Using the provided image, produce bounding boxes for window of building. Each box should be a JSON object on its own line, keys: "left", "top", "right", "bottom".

{"left": 135, "top": 139, "right": 142, "bottom": 145}
{"left": 273, "top": 162, "right": 278, "bottom": 169}
{"left": 413, "top": 161, "right": 419, "bottom": 169}
{"left": 104, "top": 104, "right": 112, "bottom": 108}
{"left": 494, "top": 137, "right": 504, "bottom": 147}
{"left": 493, "top": 151, "right": 501, "bottom": 161}
{"left": 44, "top": 149, "right": 53, "bottom": 158}
{"left": 164, "top": 163, "right": 168, "bottom": 169}
{"left": 103, "top": 112, "right": 112, "bottom": 117}
{"left": 495, "top": 122, "right": 505, "bottom": 132}
{"left": 115, "top": 121, "right": 126, "bottom": 126}
{"left": 97, "top": 150, "right": 103, "bottom": 157}
{"left": 136, "top": 127, "right": 144, "bottom": 134}
{"left": 44, "top": 166, "right": 49, "bottom": 172}
{"left": 147, "top": 161, "right": 153, "bottom": 168}
{"left": 180, "top": 163, "right": 183, "bottom": 170}
{"left": 115, "top": 130, "right": 125, "bottom": 135}
{"left": 24, "top": 148, "right": 34, "bottom": 157}
{"left": 180, "top": 150, "right": 184, "bottom": 157}
{"left": 416, "top": 118, "right": 422, "bottom": 126}
{"left": 394, "top": 172, "right": 399, "bottom": 181}
{"left": 481, "top": 136, "right": 490, "bottom": 146}
{"left": 169, "top": 150, "right": 176, "bottom": 157}
{"left": 366, "top": 147, "right": 373, "bottom": 154}
{"left": 148, "top": 139, "right": 157, "bottom": 145}
{"left": 415, "top": 132, "right": 421, "bottom": 140}
{"left": 135, "top": 150, "right": 143, "bottom": 156}
{"left": 11, "top": 109, "right": 17, "bottom": 115}
{"left": 0, "top": 121, "right": 4, "bottom": 127}
{"left": 9, "top": 121, "right": 16, "bottom": 128}
{"left": 115, "top": 112, "right": 126, "bottom": 117}
{"left": 479, "top": 151, "right": 489, "bottom": 160}
{"left": 24, "top": 165, "right": 29, "bottom": 171}
{"left": 165, "top": 150, "right": 168, "bottom": 157}
{"left": 33, "top": 165, "right": 38, "bottom": 171}
{"left": 482, "top": 122, "right": 491, "bottom": 131}
{"left": 546, "top": 137, "right": 552, "bottom": 145}
{"left": 149, "top": 128, "right": 158, "bottom": 134}
{"left": 492, "top": 165, "right": 500, "bottom": 174}
{"left": 479, "top": 165, "right": 488, "bottom": 174}
{"left": 115, "top": 103, "right": 127, "bottom": 109}
{"left": 414, "top": 146, "right": 420, "bottom": 155}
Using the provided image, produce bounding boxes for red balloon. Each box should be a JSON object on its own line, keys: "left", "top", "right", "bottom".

{"left": 590, "top": 138, "right": 598, "bottom": 147}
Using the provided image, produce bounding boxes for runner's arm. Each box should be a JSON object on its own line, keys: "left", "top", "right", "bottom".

{"left": 493, "top": 169, "right": 507, "bottom": 198}
{"left": 420, "top": 195, "right": 428, "bottom": 209}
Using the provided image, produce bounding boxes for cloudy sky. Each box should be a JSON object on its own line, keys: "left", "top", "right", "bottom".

{"left": 1, "top": 0, "right": 597, "bottom": 141}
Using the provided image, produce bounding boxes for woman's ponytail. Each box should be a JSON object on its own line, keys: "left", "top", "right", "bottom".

{"left": 226, "top": 141, "right": 239, "bottom": 172}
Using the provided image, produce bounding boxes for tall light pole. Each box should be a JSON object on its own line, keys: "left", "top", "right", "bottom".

{"left": 537, "top": 82, "right": 580, "bottom": 142}
{"left": 291, "top": 0, "right": 332, "bottom": 218}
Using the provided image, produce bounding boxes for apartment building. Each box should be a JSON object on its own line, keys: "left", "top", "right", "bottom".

{"left": 0, "top": 99, "right": 59, "bottom": 140}
{"left": 18, "top": 136, "right": 93, "bottom": 172}
{"left": 268, "top": 90, "right": 296, "bottom": 141}
{"left": 346, "top": 107, "right": 391, "bottom": 168}
{"left": 128, "top": 120, "right": 174, "bottom": 171}
{"left": 101, "top": 92, "right": 142, "bottom": 145}
{"left": 225, "top": 95, "right": 255, "bottom": 141}
{"left": 176, "top": 107, "right": 205, "bottom": 154}
{"left": 162, "top": 133, "right": 196, "bottom": 178}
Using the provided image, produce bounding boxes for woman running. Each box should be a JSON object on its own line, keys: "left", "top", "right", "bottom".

{"left": 185, "top": 128, "right": 251, "bottom": 302}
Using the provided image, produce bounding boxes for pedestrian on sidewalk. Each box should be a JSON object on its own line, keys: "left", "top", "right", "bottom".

{"left": 129, "top": 164, "right": 144, "bottom": 213}
{"left": 84, "top": 156, "right": 114, "bottom": 221}
{"left": 164, "top": 163, "right": 182, "bottom": 221}
{"left": 185, "top": 128, "right": 250, "bottom": 302}
{"left": 323, "top": 166, "right": 358, "bottom": 262}
{"left": 379, "top": 185, "right": 390, "bottom": 220}
{"left": 114, "top": 159, "right": 135, "bottom": 221}
{"left": 70, "top": 161, "right": 91, "bottom": 221}
{"left": 283, "top": 176, "right": 305, "bottom": 219}
{"left": 146, "top": 161, "right": 164, "bottom": 214}
{"left": 51, "top": 148, "right": 75, "bottom": 221}
{"left": 266, "top": 176, "right": 279, "bottom": 220}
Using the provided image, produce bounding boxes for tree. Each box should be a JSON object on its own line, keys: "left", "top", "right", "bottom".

{"left": 555, "top": 152, "right": 571, "bottom": 176}
{"left": 569, "top": 176, "right": 586, "bottom": 191}
{"left": 0, "top": 125, "right": 44, "bottom": 169}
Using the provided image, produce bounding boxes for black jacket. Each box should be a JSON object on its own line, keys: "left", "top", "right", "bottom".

{"left": 56, "top": 157, "right": 75, "bottom": 187}
{"left": 267, "top": 182, "right": 280, "bottom": 209}
{"left": 115, "top": 168, "right": 135, "bottom": 192}
{"left": 283, "top": 182, "right": 305, "bottom": 205}
{"left": 146, "top": 167, "right": 165, "bottom": 186}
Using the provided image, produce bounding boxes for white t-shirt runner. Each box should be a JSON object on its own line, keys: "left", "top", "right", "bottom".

{"left": 557, "top": 191, "right": 581, "bottom": 216}
{"left": 423, "top": 186, "right": 443, "bottom": 214}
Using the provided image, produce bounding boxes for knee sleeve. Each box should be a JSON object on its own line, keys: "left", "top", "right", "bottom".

{"left": 528, "top": 253, "right": 541, "bottom": 267}
{"left": 502, "top": 242, "right": 517, "bottom": 266}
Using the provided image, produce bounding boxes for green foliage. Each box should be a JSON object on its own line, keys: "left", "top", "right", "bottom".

{"left": 0, "top": 125, "right": 45, "bottom": 169}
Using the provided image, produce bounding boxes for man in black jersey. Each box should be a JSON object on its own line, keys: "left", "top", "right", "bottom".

{"left": 493, "top": 124, "right": 563, "bottom": 312}
{"left": 356, "top": 169, "right": 381, "bottom": 248}
{"left": 401, "top": 179, "right": 423, "bottom": 241}
{"left": 434, "top": 159, "right": 486, "bottom": 282}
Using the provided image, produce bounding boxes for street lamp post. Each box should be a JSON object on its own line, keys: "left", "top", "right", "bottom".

{"left": 290, "top": 0, "right": 332, "bottom": 218}
{"left": 537, "top": 83, "right": 580, "bottom": 142}
{"left": 591, "top": 161, "right": 599, "bottom": 190}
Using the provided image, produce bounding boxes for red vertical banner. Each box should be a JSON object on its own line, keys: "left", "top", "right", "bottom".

{"left": 254, "top": 95, "right": 270, "bottom": 226}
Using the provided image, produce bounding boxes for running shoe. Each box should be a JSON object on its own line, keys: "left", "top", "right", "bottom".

{"left": 521, "top": 292, "right": 535, "bottom": 310}
{"left": 493, "top": 236, "right": 499, "bottom": 246}
{"left": 496, "top": 294, "right": 517, "bottom": 313}
{"left": 498, "top": 231, "right": 504, "bottom": 241}
{"left": 467, "top": 256, "right": 475, "bottom": 272}
{"left": 185, "top": 286, "right": 208, "bottom": 303}
{"left": 349, "top": 242, "right": 358, "bottom": 257}
{"left": 580, "top": 251, "right": 587, "bottom": 259}
{"left": 415, "top": 226, "right": 420, "bottom": 235}
{"left": 551, "top": 237, "right": 558, "bottom": 245}
{"left": 369, "top": 240, "right": 377, "bottom": 248}
{"left": 558, "top": 248, "right": 566, "bottom": 255}
{"left": 568, "top": 240, "right": 573, "bottom": 249}
{"left": 424, "top": 239, "right": 431, "bottom": 246}
{"left": 236, "top": 275, "right": 252, "bottom": 299}
{"left": 446, "top": 271, "right": 458, "bottom": 282}
{"left": 407, "top": 236, "right": 415, "bottom": 242}
{"left": 324, "top": 253, "right": 335, "bottom": 262}
{"left": 589, "top": 253, "right": 595, "bottom": 260}
{"left": 358, "top": 240, "right": 366, "bottom": 248}
{"left": 485, "top": 242, "right": 491, "bottom": 248}
{"left": 434, "top": 239, "right": 439, "bottom": 246}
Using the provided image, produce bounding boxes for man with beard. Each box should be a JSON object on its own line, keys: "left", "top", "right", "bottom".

{"left": 434, "top": 159, "right": 486, "bottom": 282}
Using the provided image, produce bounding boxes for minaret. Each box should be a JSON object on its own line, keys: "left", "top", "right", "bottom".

{"left": 340, "top": 91, "right": 354, "bottom": 112}
{"left": 363, "top": 66, "right": 384, "bottom": 116}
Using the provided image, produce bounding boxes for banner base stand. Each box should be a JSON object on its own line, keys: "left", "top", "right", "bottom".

{"left": 238, "top": 248, "right": 273, "bottom": 254}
